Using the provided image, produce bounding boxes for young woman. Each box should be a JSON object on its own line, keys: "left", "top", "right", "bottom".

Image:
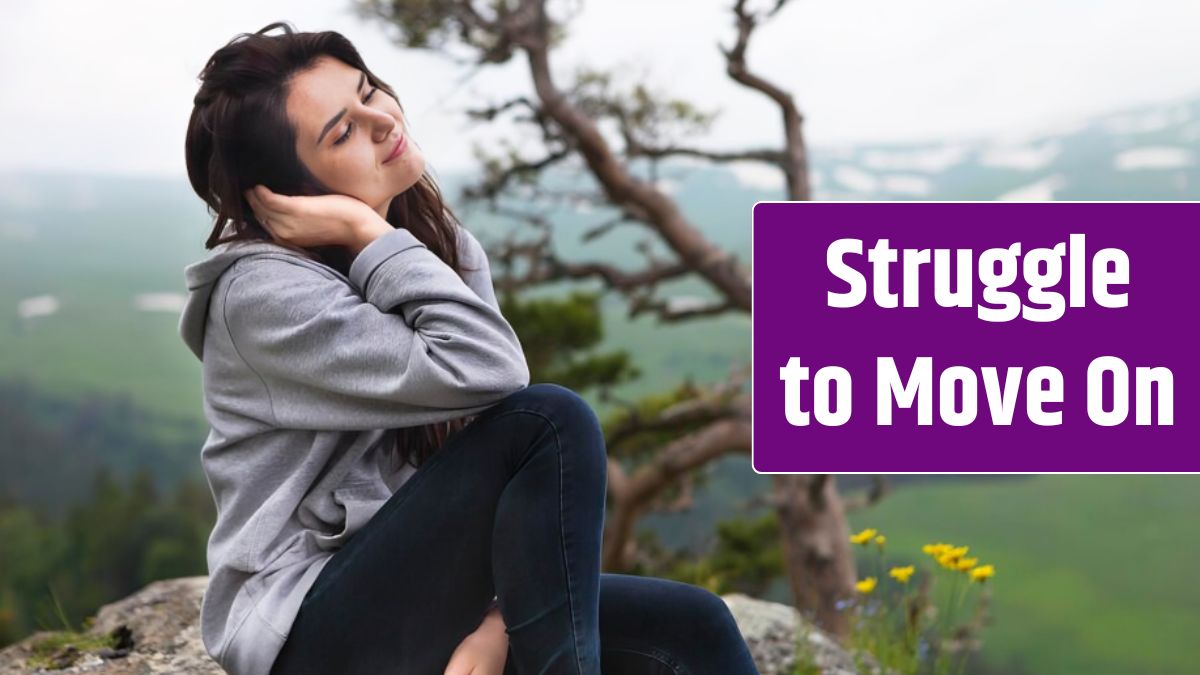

{"left": 181, "top": 21, "right": 761, "bottom": 675}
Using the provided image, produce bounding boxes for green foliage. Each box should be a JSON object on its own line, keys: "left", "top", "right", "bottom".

{"left": 705, "top": 512, "right": 785, "bottom": 597}
{"left": 501, "top": 291, "right": 639, "bottom": 393}
{"left": 624, "top": 511, "right": 785, "bottom": 600}
{"left": 566, "top": 66, "right": 718, "bottom": 150}
{"left": 0, "top": 468, "right": 213, "bottom": 649}
{"left": 353, "top": 0, "right": 463, "bottom": 50}
{"left": 0, "top": 379, "right": 206, "bottom": 520}
{"left": 600, "top": 383, "right": 702, "bottom": 463}
{"left": 353, "top": 0, "right": 519, "bottom": 62}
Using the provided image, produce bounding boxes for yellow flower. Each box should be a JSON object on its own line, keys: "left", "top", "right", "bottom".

{"left": 849, "top": 528, "right": 878, "bottom": 546}
{"left": 935, "top": 545, "right": 970, "bottom": 568}
{"left": 955, "top": 557, "right": 979, "bottom": 571}
{"left": 889, "top": 565, "right": 915, "bottom": 583}
{"left": 922, "top": 542, "right": 951, "bottom": 557}
{"left": 970, "top": 564, "right": 996, "bottom": 583}
{"left": 874, "top": 535, "right": 887, "bottom": 548}
{"left": 855, "top": 576, "right": 878, "bottom": 594}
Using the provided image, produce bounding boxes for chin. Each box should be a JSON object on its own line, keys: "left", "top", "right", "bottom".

{"left": 397, "top": 162, "right": 426, "bottom": 191}
{"left": 406, "top": 152, "right": 426, "bottom": 180}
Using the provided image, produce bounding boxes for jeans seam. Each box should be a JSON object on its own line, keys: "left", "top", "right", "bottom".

{"left": 491, "top": 407, "right": 584, "bottom": 675}
{"left": 605, "top": 644, "right": 690, "bottom": 674}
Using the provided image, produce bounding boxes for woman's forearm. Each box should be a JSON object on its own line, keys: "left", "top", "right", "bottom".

{"left": 346, "top": 213, "right": 396, "bottom": 256}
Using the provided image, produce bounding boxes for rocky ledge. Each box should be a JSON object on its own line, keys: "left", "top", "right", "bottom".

{"left": 0, "top": 577, "right": 860, "bottom": 674}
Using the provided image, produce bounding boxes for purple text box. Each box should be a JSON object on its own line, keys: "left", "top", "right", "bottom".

{"left": 751, "top": 202, "right": 1197, "bottom": 472}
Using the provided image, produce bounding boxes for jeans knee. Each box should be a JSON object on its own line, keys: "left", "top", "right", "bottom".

{"left": 509, "top": 383, "right": 601, "bottom": 433}
{"left": 675, "top": 584, "right": 743, "bottom": 640}
{"left": 491, "top": 383, "right": 606, "bottom": 464}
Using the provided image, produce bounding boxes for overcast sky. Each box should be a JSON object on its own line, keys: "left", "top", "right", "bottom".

{"left": 1, "top": 0, "right": 1197, "bottom": 178}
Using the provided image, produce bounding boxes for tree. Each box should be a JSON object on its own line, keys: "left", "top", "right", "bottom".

{"left": 355, "top": 0, "right": 885, "bottom": 637}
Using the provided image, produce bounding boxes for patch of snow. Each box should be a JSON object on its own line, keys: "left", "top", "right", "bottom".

{"left": 728, "top": 162, "right": 785, "bottom": 191}
{"left": 653, "top": 178, "right": 680, "bottom": 196}
{"left": 666, "top": 295, "right": 712, "bottom": 313}
{"left": 1099, "top": 105, "right": 1191, "bottom": 135}
{"left": 860, "top": 145, "right": 968, "bottom": 174}
{"left": 819, "top": 145, "right": 857, "bottom": 161}
{"left": 991, "top": 118, "right": 1090, "bottom": 145}
{"left": 17, "top": 295, "right": 59, "bottom": 320}
{"left": 664, "top": 155, "right": 709, "bottom": 168}
{"left": 1113, "top": 146, "right": 1195, "bottom": 171}
{"left": 979, "top": 140, "right": 1063, "bottom": 172}
{"left": 996, "top": 175, "right": 1067, "bottom": 201}
{"left": 134, "top": 292, "right": 188, "bottom": 313}
{"left": 833, "top": 166, "right": 879, "bottom": 193}
{"left": 880, "top": 174, "right": 933, "bottom": 196}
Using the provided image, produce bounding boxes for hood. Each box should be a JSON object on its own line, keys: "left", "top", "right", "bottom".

{"left": 178, "top": 239, "right": 298, "bottom": 361}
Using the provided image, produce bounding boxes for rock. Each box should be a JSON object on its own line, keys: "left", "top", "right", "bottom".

{"left": 0, "top": 579, "right": 860, "bottom": 674}
{"left": 724, "top": 593, "right": 862, "bottom": 675}
{"left": 0, "top": 577, "right": 221, "bottom": 675}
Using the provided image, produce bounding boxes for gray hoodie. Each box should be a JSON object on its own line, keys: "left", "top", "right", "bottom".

{"left": 178, "top": 224, "right": 529, "bottom": 675}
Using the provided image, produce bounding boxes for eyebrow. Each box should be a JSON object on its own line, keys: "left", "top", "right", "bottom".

{"left": 316, "top": 71, "right": 367, "bottom": 147}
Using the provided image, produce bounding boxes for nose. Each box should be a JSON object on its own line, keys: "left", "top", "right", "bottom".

{"left": 369, "top": 108, "right": 398, "bottom": 142}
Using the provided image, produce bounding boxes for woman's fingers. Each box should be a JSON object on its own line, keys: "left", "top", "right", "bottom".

{"left": 244, "top": 188, "right": 261, "bottom": 214}
{"left": 254, "top": 184, "right": 293, "bottom": 215}
{"left": 245, "top": 187, "right": 273, "bottom": 224}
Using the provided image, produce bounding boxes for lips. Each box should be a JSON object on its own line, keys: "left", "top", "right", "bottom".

{"left": 383, "top": 135, "right": 407, "bottom": 164}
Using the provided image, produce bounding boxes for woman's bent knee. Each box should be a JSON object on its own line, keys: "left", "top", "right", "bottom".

{"left": 665, "top": 582, "right": 743, "bottom": 640}
{"left": 498, "top": 383, "right": 601, "bottom": 432}
{"left": 483, "top": 384, "right": 608, "bottom": 480}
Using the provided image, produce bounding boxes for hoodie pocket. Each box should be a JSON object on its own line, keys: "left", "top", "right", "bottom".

{"left": 312, "top": 482, "right": 391, "bottom": 551}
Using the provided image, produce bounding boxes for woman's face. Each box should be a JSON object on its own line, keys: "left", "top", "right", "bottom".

{"left": 286, "top": 55, "right": 425, "bottom": 218}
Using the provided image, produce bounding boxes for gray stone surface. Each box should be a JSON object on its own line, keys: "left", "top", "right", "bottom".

{"left": 1, "top": 578, "right": 860, "bottom": 674}
{"left": 724, "top": 593, "right": 862, "bottom": 675}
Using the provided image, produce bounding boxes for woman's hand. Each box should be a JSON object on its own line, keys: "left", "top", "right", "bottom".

{"left": 443, "top": 608, "right": 509, "bottom": 675}
{"left": 243, "top": 184, "right": 382, "bottom": 249}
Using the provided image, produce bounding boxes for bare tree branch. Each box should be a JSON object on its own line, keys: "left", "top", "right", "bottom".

{"left": 626, "top": 142, "right": 785, "bottom": 167}
{"left": 720, "top": 0, "right": 810, "bottom": 200}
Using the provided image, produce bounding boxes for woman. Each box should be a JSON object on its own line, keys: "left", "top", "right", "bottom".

{"left": 181, "top": 20, "right": 761, "bottom": 675}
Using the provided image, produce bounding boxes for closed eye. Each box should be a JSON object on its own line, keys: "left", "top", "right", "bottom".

{"left": 333, "top": 87, "right": 379, "bottom": 146}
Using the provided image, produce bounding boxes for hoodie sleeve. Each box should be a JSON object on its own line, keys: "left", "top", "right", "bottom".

{"left": 221, "top": 226, "right": 530, "bottom": 431}
{"left": 456, "top": 226, "right": 501, "bottom": 311}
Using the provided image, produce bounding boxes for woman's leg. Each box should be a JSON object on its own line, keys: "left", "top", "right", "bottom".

{"left": 596, "top": 573, "right": 761, "bottom": 675}
{"left": 270, "top": 383, "right": 608, "bottom": 675}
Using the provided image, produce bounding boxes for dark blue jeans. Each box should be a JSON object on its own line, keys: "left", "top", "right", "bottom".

{"left": 269, "top": 383, "right": 760, "bottom": 675}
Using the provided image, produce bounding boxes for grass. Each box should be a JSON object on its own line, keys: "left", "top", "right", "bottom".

{"left": 848, "top": 474, "right": 1200, "bottom": 675}
{"left": 23, "top": 585, "right": 117, "bottom": 670}
{"left": 25, "top": 630, "right": 118, "bottom": 670}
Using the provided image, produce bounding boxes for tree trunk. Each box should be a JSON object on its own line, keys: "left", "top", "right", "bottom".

{"left": 773, "top": 474, "right": 856, "bottom": 638}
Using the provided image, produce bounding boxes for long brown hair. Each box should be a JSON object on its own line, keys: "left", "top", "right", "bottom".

{"left": 185, "top": 20, "right": 469, "bottom": 469}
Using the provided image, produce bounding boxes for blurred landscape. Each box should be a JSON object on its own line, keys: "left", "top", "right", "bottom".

{"left": 1, "top": 92, "right": 1198, "bottom": 673}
